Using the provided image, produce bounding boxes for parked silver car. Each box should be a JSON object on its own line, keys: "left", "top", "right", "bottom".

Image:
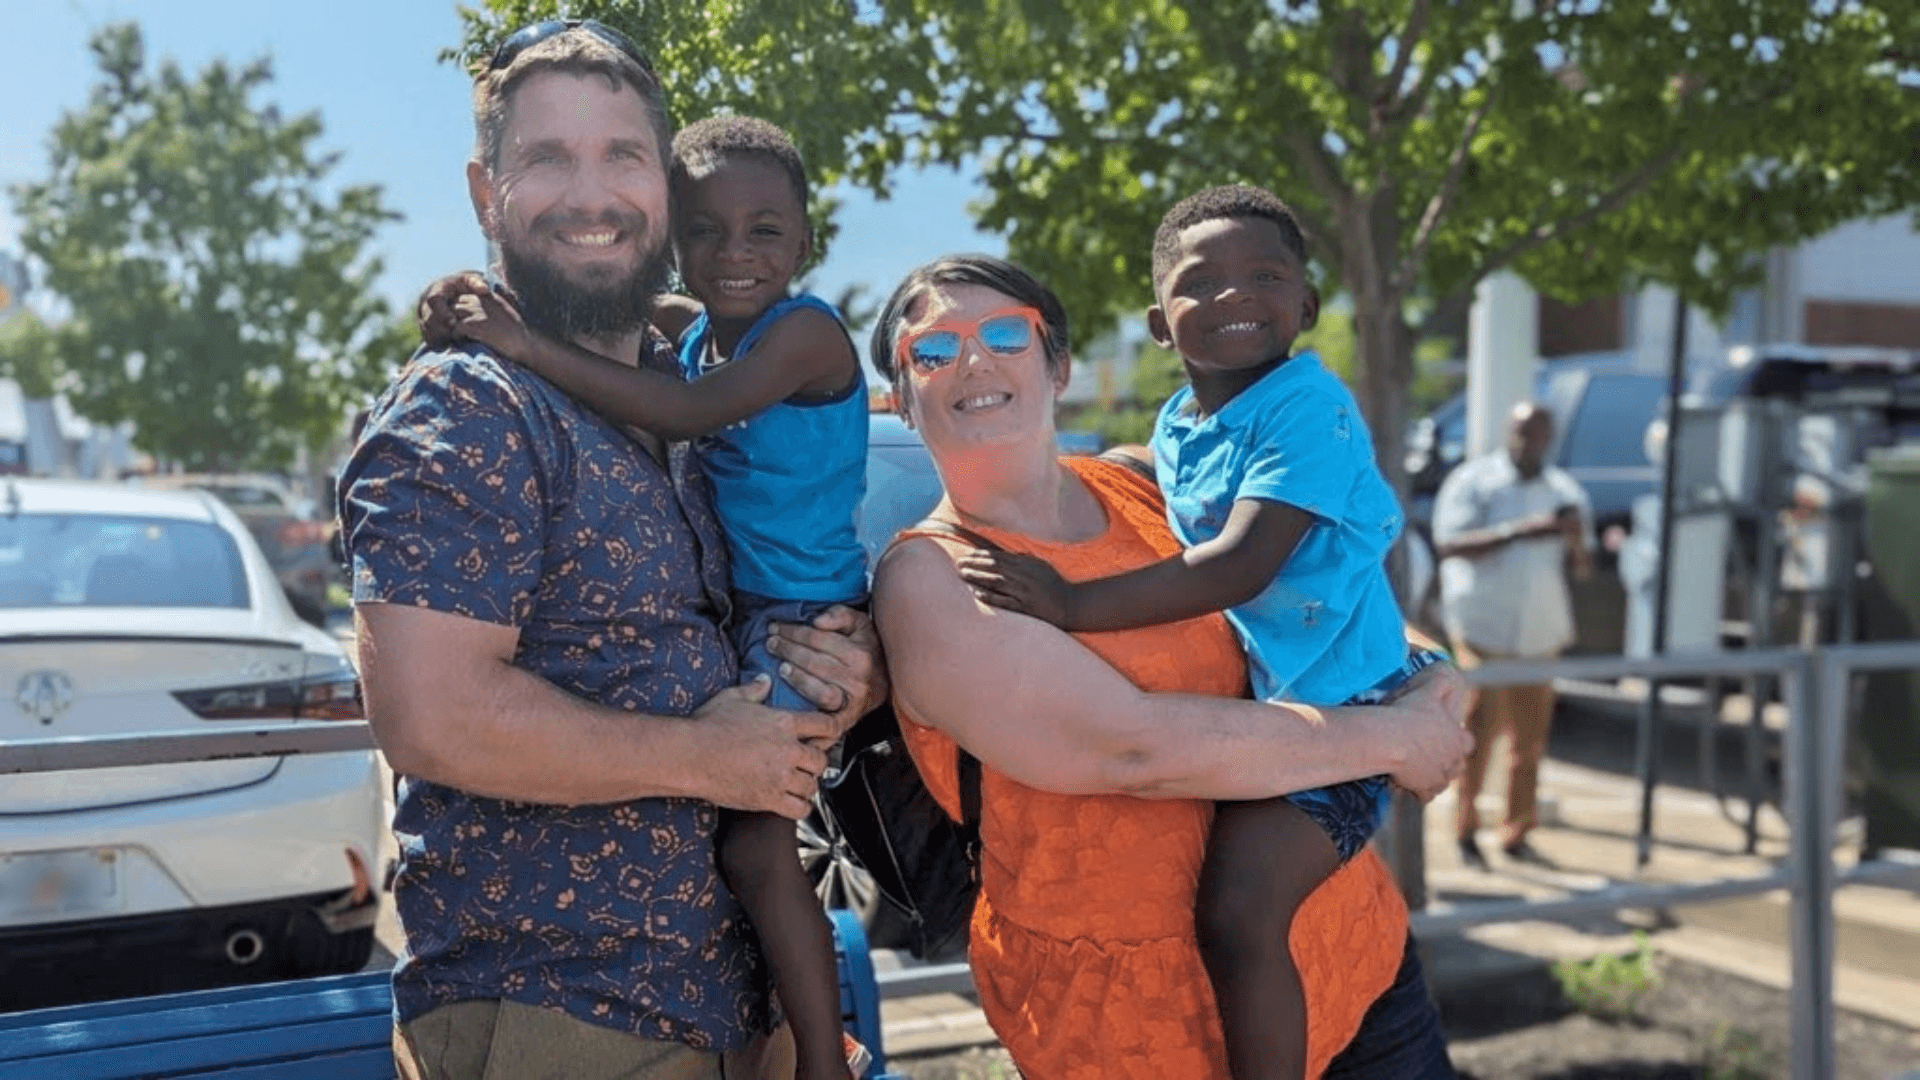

{"left": 0, "top": 478, "right": 383, "bottom": 1009}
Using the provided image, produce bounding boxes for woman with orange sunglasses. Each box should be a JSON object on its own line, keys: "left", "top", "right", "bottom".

{"left": 867, "top": 254, "right": 1471, "bottom": 1079}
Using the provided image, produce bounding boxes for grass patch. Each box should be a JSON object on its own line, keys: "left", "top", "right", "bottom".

{"left": 1550, "top": 931, "right": 1659, "bottom": 1021}
{"left": 1702, "top": 1021, "right": 1774, "bottom": 1080}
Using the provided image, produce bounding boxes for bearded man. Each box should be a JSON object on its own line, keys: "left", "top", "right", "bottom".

{"left": 337, "top": 21, "right": 882, "bottom": 1079}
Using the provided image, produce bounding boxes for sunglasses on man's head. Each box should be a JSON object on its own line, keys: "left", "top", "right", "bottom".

{"left": 897, "top": 307, "right": 1045, "bottom": 373}
{"left": 488, "top": 18, "right": 657, "bottom": 80}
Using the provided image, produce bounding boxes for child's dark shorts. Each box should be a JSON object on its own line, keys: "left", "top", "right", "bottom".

{"left": 731, "top": 591, "right": 870, "bottom": 712}
{"left": 1281, "top": 647, "right": 1452, "bottom": 862}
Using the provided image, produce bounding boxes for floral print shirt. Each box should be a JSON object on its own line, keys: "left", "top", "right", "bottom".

{"left": 339, "top": 338, "right": 771, "bottom": 1050}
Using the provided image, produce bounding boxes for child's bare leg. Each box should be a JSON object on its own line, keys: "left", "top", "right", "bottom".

{"left": 1197, "top": 797, "right": 1341, "bottom": 1080}
{"left": 719, "top": 810, "right": 850, "bottom": 1080}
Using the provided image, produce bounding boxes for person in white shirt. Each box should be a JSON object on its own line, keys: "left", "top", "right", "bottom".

{"left": 1432, "top": 402, "right": 1593, "bottom": 868}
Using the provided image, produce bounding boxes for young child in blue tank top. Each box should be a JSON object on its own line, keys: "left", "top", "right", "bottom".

{"left": 960, "top": 185, "right": 1448, "bottom": 1080}
{"left": 419, "top": 116, "right": 868, "bottom": 1080}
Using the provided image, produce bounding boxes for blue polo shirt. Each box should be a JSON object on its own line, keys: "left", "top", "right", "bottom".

{"left": 1151, "top": 351, "right": 1406, "bottom": 704}
{"left": 340, "top": 336, "right": 772, "bottom": 1051}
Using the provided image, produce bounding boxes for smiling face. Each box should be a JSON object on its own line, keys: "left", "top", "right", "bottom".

{"left": 896, "top": 282, "right": 1068, "bottom": 455}
{"left": 673, "top": 154, "right": 811, "bottom": 334}
{"left": 467, "top": 70, "right": 671, "bottom": 341}
{"left": 1148, "top": 215, "right": 1320, "bottom": 405}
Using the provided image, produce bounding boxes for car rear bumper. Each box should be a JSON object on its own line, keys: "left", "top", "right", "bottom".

{"left": 0, "top": 889, "right": 379, "bottom": 1011}
{"left": 0, "top": 888, "right": 372, "bottom": 965}
{"left": 0, "top": 750, "right": 384, "bottom": 922}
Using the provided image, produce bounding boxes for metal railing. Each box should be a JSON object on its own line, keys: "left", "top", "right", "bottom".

{"left": 1460, "top": 641, "right": 1920, "bottom": 1080}
{"left": 6, "top": 642, "right": 1918, "bottom": 1079}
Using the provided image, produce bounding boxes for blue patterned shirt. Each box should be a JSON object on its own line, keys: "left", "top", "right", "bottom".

{"left": 339, "top": 337, "right": 771, "bottom": 1050}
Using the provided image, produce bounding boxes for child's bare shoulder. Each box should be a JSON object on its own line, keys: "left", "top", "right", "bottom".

{"left": 752, "top": 300, "right": 858, "bottom": 395}
{"left": 757, "top": 302, "right": 855, "bottom": 357}
{"left": 768, "top": 298, "right": 848, "bottom": 336}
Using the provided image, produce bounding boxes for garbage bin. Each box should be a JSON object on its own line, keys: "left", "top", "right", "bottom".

{"left": 1859, "top": 445, "right": 1920, "bottom": 853}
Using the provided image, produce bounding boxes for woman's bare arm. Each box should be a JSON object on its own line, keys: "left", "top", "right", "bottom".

{"left": 873, "top": 537, "right": 1471, "bottom": 801}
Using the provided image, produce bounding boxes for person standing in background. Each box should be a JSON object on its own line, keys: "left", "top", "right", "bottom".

{"left": 1432, "top": 402, "right": 1592, "bottom": 869}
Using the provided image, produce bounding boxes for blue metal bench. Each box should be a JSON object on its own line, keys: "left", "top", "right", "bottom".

{"left": 0, "top": 908, "right": 901, "bottom": 1079}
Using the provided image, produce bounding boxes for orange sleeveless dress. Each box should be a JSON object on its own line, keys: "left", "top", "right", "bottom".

{"left": 892, "top": 456, "right": 1409, "bottom": 1080}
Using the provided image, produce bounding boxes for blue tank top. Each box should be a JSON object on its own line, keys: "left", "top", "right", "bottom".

{"left": 677, "top": 293, "right": 869, "bottom": 601}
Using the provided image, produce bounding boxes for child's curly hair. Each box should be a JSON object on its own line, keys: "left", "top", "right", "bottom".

{"left": 671, "top": 115, "right": 810, "bottom": 213}
{"left": 1151, "top": 184, "right": 1309, "bottom": 291}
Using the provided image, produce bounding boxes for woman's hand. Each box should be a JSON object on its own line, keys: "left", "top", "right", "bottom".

{"left": 1383, "top": 664, "right": 1475, "bottom": 801}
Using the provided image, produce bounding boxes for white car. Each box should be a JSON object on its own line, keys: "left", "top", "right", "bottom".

{"left": 0, "top": 478, "right": 383, "bottom": 1003}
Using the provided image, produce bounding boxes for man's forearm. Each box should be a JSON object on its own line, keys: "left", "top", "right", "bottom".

{"left": 1434, "top": 525, "right": 1514, "bottom": 560}
{"left": 378, "top": 661, "right": 708, "bottom": 805}
{"left": 1436, "top": 513, "right": 1558, "bottom": 560}
{"left": 358, "top": 603, "right": 846, "bottom": 818}
{"left": 357, "top": 604, "right": 718, "bottom": 807}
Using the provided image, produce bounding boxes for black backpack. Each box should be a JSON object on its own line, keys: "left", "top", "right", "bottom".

{"left": 815, "top": 519, "right": 992, "bottom": 960}
{"left": 817, "top": 705, "right": 980, "bottom": 960}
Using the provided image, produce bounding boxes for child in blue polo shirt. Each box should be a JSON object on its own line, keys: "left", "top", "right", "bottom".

{"left": 960, "top": 184, "right": 1446, "bottom": 1080}
{"left": 419, "top": 115, "right": 868, "bottom": 1080}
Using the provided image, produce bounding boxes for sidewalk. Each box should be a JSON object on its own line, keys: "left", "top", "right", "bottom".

{"left": 876, "top": 708, "right": 1920, "bottom": 1059}
{"left": 1421, "top": 751, "right": 1920, "bottom": 1033}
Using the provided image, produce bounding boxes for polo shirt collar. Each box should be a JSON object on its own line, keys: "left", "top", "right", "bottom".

{"left": 1173, "top": 349, "right": 1326, "bottom": 427}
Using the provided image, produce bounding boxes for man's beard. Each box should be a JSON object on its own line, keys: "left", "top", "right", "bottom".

{"left": 499, "top": 211, "right": 671, "bottom": 342}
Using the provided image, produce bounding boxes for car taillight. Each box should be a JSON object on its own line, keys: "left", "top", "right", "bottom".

{"left": 172, "top": 655, "right": 364, "bottom": 721}
{"left": 276, "top": 520, "right": 329, "bottom": 548}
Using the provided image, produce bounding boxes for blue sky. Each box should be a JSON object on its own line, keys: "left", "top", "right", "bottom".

{"left": 0, "top": 0, "right": 1003, "bottom": 328}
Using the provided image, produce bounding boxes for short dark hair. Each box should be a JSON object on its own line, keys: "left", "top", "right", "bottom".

{"left": 1151, "top": 184, "right": 1309, "bottom": 292}
{"left": 472, "top": 27, "right": 672, "bottom": 176}
{"left": 869, "top": 255, "right": 1071, "bottom": 388}
{"left": 671, "top": 115, "right": 810, "bottom": 214}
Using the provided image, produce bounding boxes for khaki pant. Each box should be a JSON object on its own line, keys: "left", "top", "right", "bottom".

{"left": 394, "top": 999, "right": 794, "bottom": 1080}
{"left": 1450, "top": 636, "right": 1557, "bottom": 847}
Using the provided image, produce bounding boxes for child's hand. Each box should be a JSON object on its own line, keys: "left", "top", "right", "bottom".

{"left": 448, "top": 283, "right": 535, "bottom": 360}
{"left": 414, "top": 271, "right": 489, "bottom": 347}
{"left": 955, "top": 550, "right": 1078, "bottom": 628}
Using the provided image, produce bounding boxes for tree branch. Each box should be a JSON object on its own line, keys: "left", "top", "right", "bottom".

{"left": 1393, "top": 88, "right": 1496, "bottom": 291}
{"left": 1474, "top": 143, "right": 1686, "bottom": 284}
{"left": 1290, "top": 202, "right": 1342, "bottom": 283}
{"left": 891, "top": 105, "right": 1072, "bottom": 145}
{"left": 1379, "top": 0, "right": 1431, "bottom": 122}
{"left": 1330, "top": 7, "right": 1378, "bottom": 106}
{"left": 1282, "top": 131, "right": 1350, "bottom": 213}
{"left": 1291, "top": 203, "right": 1337, "bottom": 252}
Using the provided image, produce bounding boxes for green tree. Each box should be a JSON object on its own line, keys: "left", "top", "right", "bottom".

{"left": 0, "top": 312, "right": 61, "bottom": 399}
{"left": 11, "top": 23, "right": 406, "bottom": 471}
{"left": 1297, "top": 310, "right": 1460, "bottom": 417}
{"left": 457, "top": 0, "right": 1917, "bottom": 490}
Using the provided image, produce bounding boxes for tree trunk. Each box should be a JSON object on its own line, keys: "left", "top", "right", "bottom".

{"left": 1336, "top": 193, "right": 1414, "bottom": 493}
{"left": 1339, "top": 194, "right": 1429, "bottom": 909}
